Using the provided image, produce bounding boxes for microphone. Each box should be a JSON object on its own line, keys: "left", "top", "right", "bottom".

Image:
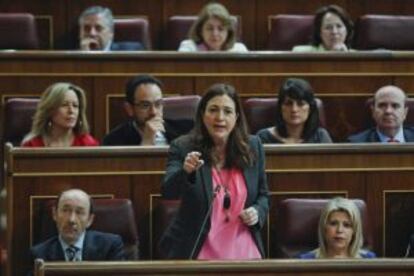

{"left": 188, "top": 184, "right": 221, "bottom": 259}
{"left": 405, "top": 238, "right": 412, "bottom": 257}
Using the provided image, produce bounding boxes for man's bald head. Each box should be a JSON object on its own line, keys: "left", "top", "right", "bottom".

{"left": 53, "top": 188, "right": 95, "bottom": 245}
{"left": 372, "top": 85, "right": 408, "bottom": 137}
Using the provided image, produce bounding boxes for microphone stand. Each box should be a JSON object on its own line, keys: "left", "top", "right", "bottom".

{"left": 188, "top": 184, "right": 221, "bottom": 259}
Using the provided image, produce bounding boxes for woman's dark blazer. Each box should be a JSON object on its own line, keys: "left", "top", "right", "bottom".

{"left": 159, "top": 134, "right": 269, "bottom": 259}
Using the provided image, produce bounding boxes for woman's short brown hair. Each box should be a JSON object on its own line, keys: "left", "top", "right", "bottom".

{"left": 311, "top": 5, "right": 354, "bottom": 48}
{"left": 188, "top": 2, "right": 237, "bottom": 50}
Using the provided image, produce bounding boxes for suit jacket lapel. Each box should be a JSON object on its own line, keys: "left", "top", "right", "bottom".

{"left": 243, "top": 139, "right": 257, "bottom": 206}
{"left": 403, "top": 128, "right": 414, "bottom": 142}
{"left": 369, "top": 129, "right": 381, "bottom": 142}
{"left": 199, "top": 163, "right": 213, "bottom": 205}
{"left": 47, "top": 238, "right": 65, "bottom": 261}
{"left": 82, "top": 231, "right": 96, "bottom": 261}
{"left": 243, "top": 165, "right": 254, "bottom": 206}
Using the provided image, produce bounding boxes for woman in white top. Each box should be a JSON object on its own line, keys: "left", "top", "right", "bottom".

{"left": 178, "top": 3, "right": 248, "bottom": 52}
{"left": 292, "top": 5, "right": 354, "bottom": 52}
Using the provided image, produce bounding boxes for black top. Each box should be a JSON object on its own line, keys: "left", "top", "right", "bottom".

{"left": 257, "top": 127, "right": 333, "bottom": 144}
{"left": 102, "top": 118, "right": 194, "bottom": 146}
{"left": 406, "top": 234, "right": 414, "bottom": 257}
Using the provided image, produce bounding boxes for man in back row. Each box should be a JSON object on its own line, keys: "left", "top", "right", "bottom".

{"left": 103, "top": 75, "right": 194, "bottom": 145}
{"left": 348, "top": 85, "right": 414, "bottom": 142}
{"left": 79, "top": 6, "right": 144, "bottom": 51}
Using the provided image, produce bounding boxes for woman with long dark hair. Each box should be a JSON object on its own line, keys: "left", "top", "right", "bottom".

{"left": 159, "top": 83, "right": 268, "bottom": 259}
{"left": 257, "top": 78, "right": 332, "bottom": 144}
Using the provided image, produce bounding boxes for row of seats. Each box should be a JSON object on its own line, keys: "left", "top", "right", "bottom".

{"left": 3, "top": 12, "right": 414, "bottom": 50}
{"left": 3, "top": 95, "right": 202, "bottom": 145}
{"left": 0, "top": 13, "right": 152, "bottom": 50}
{"left": 0, "top": 96, "right": 326, "bottom": 145}
{"left": 0, "top": 13, "right": 238, "bottom": 50}
{"left": 268, "top": 14, "right": 414, "bottom": 50}
{"left": 47, "top": 197, "right": 370, "bottom": 259}
{"left": 4, "top": 96, "right": 414, "bottom": 145}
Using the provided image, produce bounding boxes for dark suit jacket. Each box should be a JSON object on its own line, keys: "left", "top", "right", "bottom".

{"left": 347, "top": 127, "right": 414, "bottom": 142}
{"left": 159, "top": 135, "right": 269, "bottom": 259}
{"left": 30, "top": 230, "right": 125, "bottom": 262}
{"left": 257, "top": 127, "right": 332, "bottom": 144}
{"left": 406, "top": 234, "right": 414, "bottom": 257}
{"left": 110, "top": 41, "right": 145, "bottom": 51}
{"left": 102, "top": 119, "right": 194, "bottom": 146}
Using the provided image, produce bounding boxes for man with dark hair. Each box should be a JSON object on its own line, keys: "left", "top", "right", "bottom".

{"left": 102, "top": 75, "right": 193, "bottom": 145}
{"left": 79, "top": 5, "right": 144, "bottom": 51}
{"left": 30, "top": 189, "right": 125, "bottom": 264}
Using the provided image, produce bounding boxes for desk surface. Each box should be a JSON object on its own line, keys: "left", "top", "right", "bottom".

{"left": 34, "top": 259, "right": 414, "bottom": 275}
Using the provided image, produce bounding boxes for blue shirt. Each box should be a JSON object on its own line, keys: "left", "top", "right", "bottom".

{"left": 299, "top": 249, "right": 376, "bottom": 259}
{"left": 376, "top": 127, "right": 405, "bottom": 143}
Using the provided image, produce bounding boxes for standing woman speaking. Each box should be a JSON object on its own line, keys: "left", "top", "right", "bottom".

{"left": 159, "top": 83, "right": 269, "bottom": 260}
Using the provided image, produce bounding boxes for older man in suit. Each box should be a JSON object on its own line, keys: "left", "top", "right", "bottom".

{"left": 348, "top": 85, "right": 414, "bottom": 143}
{"left": 79, "top": 6, "right": 144, "bottom": 51}
{"left": 30, "top": 189, "right": 125, "bottom": 264}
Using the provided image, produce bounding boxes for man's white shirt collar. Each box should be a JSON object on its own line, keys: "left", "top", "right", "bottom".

{"left": 59, "top": 231, "right": 85, "bottom": 261}
{"left": 376, "top": 126, "right": 405, "bottom": 143}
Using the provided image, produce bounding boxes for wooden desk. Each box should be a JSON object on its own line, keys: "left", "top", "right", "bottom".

{"left": 1, "top": 51, "right": 414, "bottom": 141}
{"left": 5, "top": 143, "right": 414, "bottom": 275}
{"left": 34, "top": 259, "right": 414, "bottom": 276}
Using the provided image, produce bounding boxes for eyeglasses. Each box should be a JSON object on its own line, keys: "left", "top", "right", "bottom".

{"left": 133, "top": 100, "right": 163, "bottom": 111}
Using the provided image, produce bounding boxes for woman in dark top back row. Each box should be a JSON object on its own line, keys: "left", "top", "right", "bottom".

{"left": 257, "top": 78, "right": 332, "bottom": 144}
